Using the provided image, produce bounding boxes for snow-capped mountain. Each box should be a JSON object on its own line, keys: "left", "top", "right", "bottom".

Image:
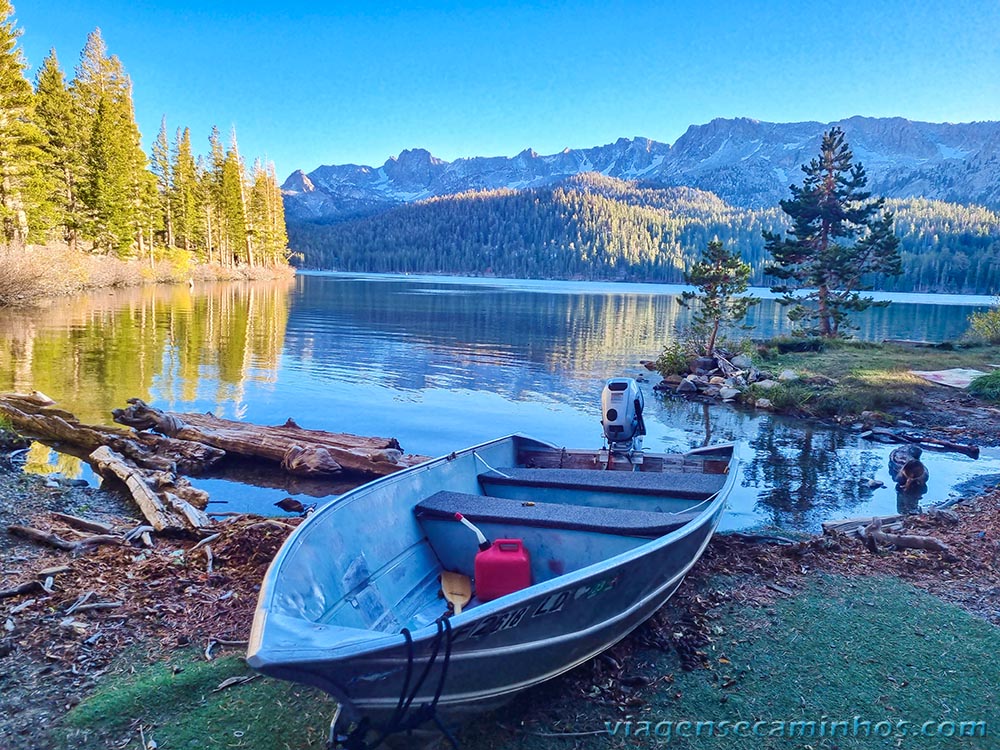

{"left": 283, "top": 116, "right": 1000, "bottom": 222}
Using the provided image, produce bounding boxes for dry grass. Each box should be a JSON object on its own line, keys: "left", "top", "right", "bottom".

{"left": 0, "top": 243, "right": 292, "bottom": 308}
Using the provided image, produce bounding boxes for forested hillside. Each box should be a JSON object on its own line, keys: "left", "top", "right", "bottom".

{"left": 288, "top": 174, "right": 1000, "bottom": 294}
{"left": 0, "top": 5, "right": 288, "bottom": 268}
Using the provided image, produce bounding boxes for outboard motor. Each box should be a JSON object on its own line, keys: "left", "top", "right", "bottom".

{"left": 601, "top": 377, "right": 646, "bottom": 452}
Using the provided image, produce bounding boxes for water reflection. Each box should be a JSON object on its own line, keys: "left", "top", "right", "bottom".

{"left": 0, "top": 280, "right": 293, "bottom": 424}
{"left": 0, "top": 273, "right": 995, "bottom": 530}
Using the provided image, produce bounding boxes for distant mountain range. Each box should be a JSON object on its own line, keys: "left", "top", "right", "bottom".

{"left": 283, "top": 116, "right": 1000, "bottom": 223}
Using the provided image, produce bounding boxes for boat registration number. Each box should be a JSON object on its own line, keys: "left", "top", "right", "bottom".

{"left": 466, "top": 576, "right": 619, "bottom": 639}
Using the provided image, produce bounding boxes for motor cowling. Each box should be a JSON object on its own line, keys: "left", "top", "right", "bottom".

{"left": 601, "top": 378, "right": 645, "bottom": 447}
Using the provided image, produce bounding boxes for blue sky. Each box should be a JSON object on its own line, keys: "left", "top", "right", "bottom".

{"left": 16, "top": 1, "right": 1000, "bottom": 180}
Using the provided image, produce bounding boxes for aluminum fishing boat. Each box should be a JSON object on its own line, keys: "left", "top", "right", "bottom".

{"left": 247, "top": 378, "right": 737, "bottom": 742}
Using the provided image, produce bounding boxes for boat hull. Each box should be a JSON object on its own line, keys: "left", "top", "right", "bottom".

{"left": 249, "top": 434, "right": 735, "bottom": 729}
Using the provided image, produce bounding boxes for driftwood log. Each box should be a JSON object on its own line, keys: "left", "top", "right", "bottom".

{"left": 0, "top": 392, "right": 225, "bottom": 473}
{"left": 860, "top": 427, "right": 980, "bottom": 459}
{"left": 822, "top": 514, "right": 904, "bottom": 537}
{"left": 113, "top": 398, "right": 426, "bottom": 477}
{"left": 862, "top": 518, "right": 950, "bottom": 554}
{"left": 1, "top": 392, "right": 426, "bottom": 532}
{"left": 90, "top": 447, "right": 211, "bottom": 532}
{"left": 7, "top": 524, "right": 122, "bottom": 553}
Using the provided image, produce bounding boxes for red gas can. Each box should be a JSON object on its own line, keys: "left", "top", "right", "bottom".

{"left": 475, "top": 539, "right": 531, "bottom": 602}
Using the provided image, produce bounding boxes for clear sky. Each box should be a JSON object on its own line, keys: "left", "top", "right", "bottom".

{"left": 15, "top": 1, "right": 1000, "bottom": 180}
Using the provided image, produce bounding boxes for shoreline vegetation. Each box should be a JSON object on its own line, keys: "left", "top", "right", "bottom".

{"left": 652, "top": 338, "right": 1000, "bottom": 442}
{"left": 0, "top": 243, "right": 293, "bottom": 308}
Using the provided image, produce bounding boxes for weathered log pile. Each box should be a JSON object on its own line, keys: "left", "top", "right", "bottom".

{"left": 1, "top": 392, "right": 216, "bottom": 532}
{"left": 821, "top": 512, "right": 952, "bottom": 555}
{"left": 112, "top": 398, "right": 424, "bottom": 477}
{"left": 0, "top": 391, "right": 427, "bottom": 534}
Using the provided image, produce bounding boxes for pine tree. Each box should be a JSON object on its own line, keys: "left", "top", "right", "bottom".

{"left": 0, "top": 0, "right": 46, "bottom": 246}
{"left": 679, "top": 238, "right": 758, "bottom": 357}
{"left": 73, "top": 29, "right": 128, "bottom": 120}
{"left": 35, "top": 50, "right": 83, "bottom": 248}
{"left": 171, "top": 126, "right": 198, "bottom": 252}
{"left": 219, "top": 129, "right": 248, "bottom": 265}
{"left": 763, "top": 127, "right": 902, "bottom": 337}
{"left": 150, "top": 115, "right": 173, "bottom": 246}
{"left": 74, "top": 29, "right": 148, "bottom": 255}
{"left": 205, "top": 125, "right": 226, "bottom": 263}
{"left": 266, "top": 161, "right": 288, "bottom": 263}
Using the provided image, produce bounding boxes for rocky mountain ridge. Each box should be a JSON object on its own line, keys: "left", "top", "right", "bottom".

{"left": 283, "top": 116, "right": 1000, "bottom": 222}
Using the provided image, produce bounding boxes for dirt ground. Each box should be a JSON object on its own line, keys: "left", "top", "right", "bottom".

{"left": 1, "top": 390, "right": 998, "bottom": 748}
{"left": 882, "top": 383, "right": 1000, "bottom": 448}
{"left": 0, "top": 464, "right": 301, "bottom": 750}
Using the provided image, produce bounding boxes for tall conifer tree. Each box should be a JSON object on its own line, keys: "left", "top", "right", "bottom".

{"left": 35, "top": 50, "right": 82, "bottom": 247}
{"left": 0, "top": 1, "right": 46, "bottom": 246}
{"left": 151, "top": 115, "right": 173, "bottom": 246}
{"left": 171, "top": 126, "right": 199, "bottom": 252}
{"left": 74, "top": 28, "right": 148, "bottom": 254}
{"left": 764, "top": 127, "right": 902, "bottom": 336}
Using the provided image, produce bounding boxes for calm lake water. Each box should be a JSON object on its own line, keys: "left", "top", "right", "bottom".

{"left": 1, "top": 272, "right": 996, "bottom": 532}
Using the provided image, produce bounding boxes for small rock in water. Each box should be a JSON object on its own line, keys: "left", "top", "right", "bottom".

{"left": 275, "top": 497, "right": 306, "bottom": 513}
{"left": 861, "top": 478, "right": 886, "bottom": 489}
{"left": 677, "top": 378, "right": 700, "bottom": 394}
{"left": 755, "top": 398, "right": 774, "bottom": 410}
{"left": 719, "top": 387, "right": 740, "bottom": 401}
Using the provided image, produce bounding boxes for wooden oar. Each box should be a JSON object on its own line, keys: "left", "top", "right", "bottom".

{"left": 440, "top": 571, "right": 472, "bottom": 615}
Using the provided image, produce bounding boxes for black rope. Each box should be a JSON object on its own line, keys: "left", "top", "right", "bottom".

{"left": 335, "top": 617, "right": 458, "bottom": 750}
{"left": 387, "top": 628, "right": 414, "bottom": 729}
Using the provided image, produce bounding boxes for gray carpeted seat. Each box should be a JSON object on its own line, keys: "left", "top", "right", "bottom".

{"left": 414, "top": 490, "right": 700, "bottom": 538}
{"left": 478, "top": 467, "right": 725, "bottom": 499}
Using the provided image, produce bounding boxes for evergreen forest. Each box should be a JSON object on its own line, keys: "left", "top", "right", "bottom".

{"left": 0, "top": 4, "right": 288, "bottom": 267}
{"left": 288, "top": 173, "right": 1000, "bottom": 295}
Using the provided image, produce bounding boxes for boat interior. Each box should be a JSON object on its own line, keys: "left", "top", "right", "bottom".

{"left": 270, "top": 436, "right": 731, "bottom": 633}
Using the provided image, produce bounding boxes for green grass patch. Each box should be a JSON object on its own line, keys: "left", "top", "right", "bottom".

{"left": 968, "top": 370, "right": 1000, "bottom": 402}
{"left": 759, "top": 339, "right": 1000, "bottom": 381}
{"left": 58, "top": 652, "right": 335, "bottom": 749}
{"left": 459, "top": 575, "right": 999, "bottom": 750}
{"left": 56, "top": 577, "right": 1000, "bottom": 749}
{"left": 752, "top": 339, "right": 1000, "bottom": 417}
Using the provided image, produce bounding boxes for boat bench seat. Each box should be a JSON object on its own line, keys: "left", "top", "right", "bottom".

{"left": 478, "top": 467, "right": 725, "bottom": 499}
{"left": 414, "top": 490, "right": 699, "bottom": 538}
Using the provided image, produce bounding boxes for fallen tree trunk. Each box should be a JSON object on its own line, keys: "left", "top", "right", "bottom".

{"left": 0, "top": 392, "right": 226, "bottom": 473}
{"left": 862, "top": 518, "right": 950, "bottom": 554}
{"left": 860, "top": 427, "right": 980, "bottom": 459}
{"left": 50, "top": 512, "right": 114, "bottom": 535}
{"left": 90, "top": 447, "right": 211, "bottom": 533}
{"left": 113, "top": 398, "right": 427, "bottom": 477}
{"left": 7, "top": 524, "right": 122, "bottom": 553}
{"left": 822, "top": 514, "right": 904, "bottom": 537}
